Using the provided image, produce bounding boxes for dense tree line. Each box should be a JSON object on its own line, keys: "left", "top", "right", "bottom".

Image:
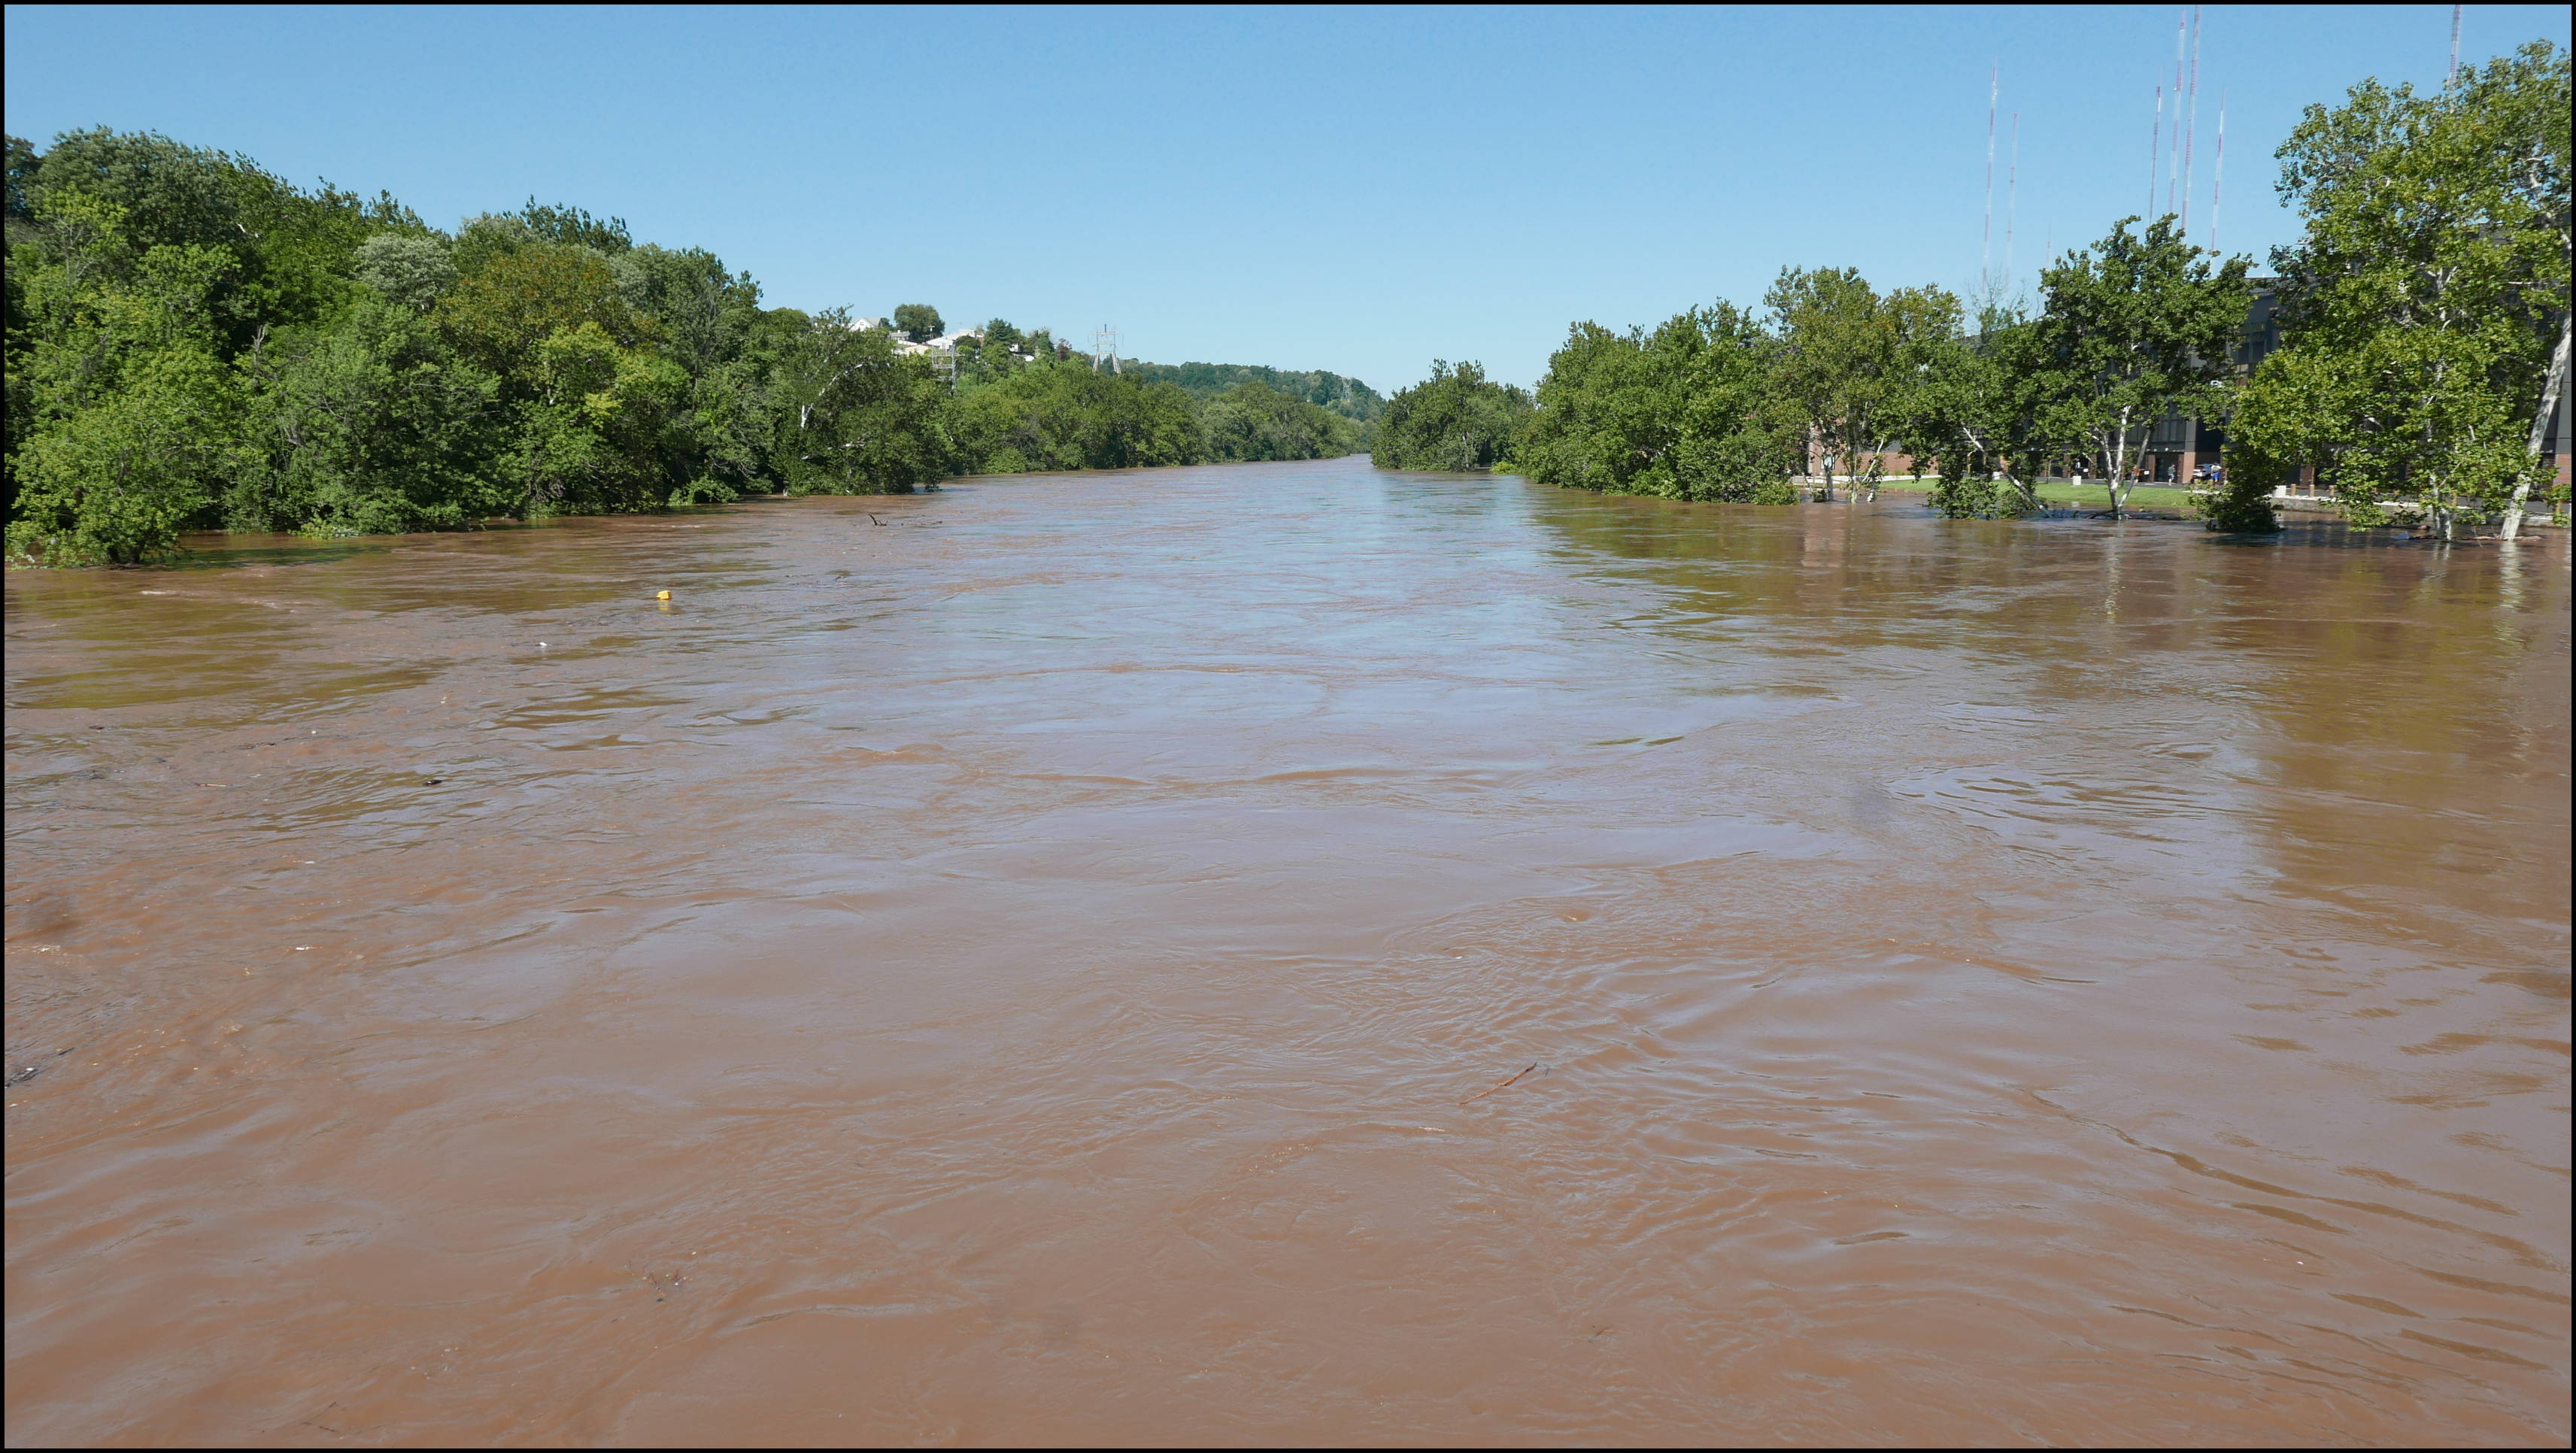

{"left": 949, "top": 339, "right": 1367, "bottom": 470}
{"left": 1379, "top": 42, "right": 2567, "bottom": 539}
{"left": 1382, "top": 220, "right": 2256, "bottom": 521}
{"left": 2, "top": 129, "right": 1370, "bottom": 565}
{"left": 1120, "top": 361, "right": 1385, "bottom": 426}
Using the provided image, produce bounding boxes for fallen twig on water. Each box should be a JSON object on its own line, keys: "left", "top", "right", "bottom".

{"left": 1459, "top": 1063, "right": 1539, "bottom": 1106}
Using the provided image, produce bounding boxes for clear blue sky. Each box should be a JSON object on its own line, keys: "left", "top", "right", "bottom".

{"left": 6, "top": 4, "right": 2564, "bottom": 391}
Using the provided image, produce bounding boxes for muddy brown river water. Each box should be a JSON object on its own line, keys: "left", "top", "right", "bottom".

{"left": 5, "top": 457, "right": 2569, "bottom": 1446}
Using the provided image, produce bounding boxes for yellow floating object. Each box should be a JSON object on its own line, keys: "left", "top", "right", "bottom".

{"left": 655, "top": 590, "right": 672, "bottom": 600}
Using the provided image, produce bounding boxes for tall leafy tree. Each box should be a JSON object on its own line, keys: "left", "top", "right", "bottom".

{"left": 2028, "top": 217, "right": 2252, "bottom": 517}
{"left": 5, "top": 192, "right": 251, "bottom": 562}
{"left": 233, "top": 295, "right": 505, "bottom": 534}
{"left": 1512, "top": 305, "right": 1794, "bottom": 502}
{"left": 2234, "top": 41, "right": 2569, "bottom": 541}
{"left": 354, "top": 234, "right": 457, "bottom": 314}
{"left": 771, "top": 310, "right": 957, "bottom": 493}
{"left": 891, "top": 303, "right": 943, "bottom": 343}
{"left": 1765, "top": 267, "right": 1898, "bottom": 499}
{"left": 1889, "top": 299, "right": 2054, "bottom": 518}
{"left": 510, "top": 199, "right": 631, "bottom": 253}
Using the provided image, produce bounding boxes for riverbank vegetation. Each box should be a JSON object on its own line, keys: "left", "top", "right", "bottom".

{"left": 1384, "top": 41, "right": 2566, "bottom": 538}
{"left": 2, "top": 129, "right": 1373, "bottom": 565}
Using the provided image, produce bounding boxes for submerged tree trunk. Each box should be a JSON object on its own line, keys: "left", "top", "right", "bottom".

{"left": 2502, "top": 314, "right": 2569, "bottom": 542}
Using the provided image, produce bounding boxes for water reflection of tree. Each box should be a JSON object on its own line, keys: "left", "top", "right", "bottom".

{"left": 1522, "top": 490, "right": 2125, "bottom": 659}
{"left": 2207, "top": 535, "right": 2571, "bottom": 923}
{"left": 1519, "top": 490, "right": 2566, "bottom": 935}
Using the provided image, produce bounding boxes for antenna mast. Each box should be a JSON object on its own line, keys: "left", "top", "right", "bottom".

{"left": 2168, "top": 11, "right": 2184, "bottom": 217}
{"left": 2005, "top": 111, "right": 2019, "bottom": 289}
{"left": 2149, "top": 85, "right": 2163, "bottom": 220}
{"left": 2211, "top": 96, "right": 2226, "bottom": 250}
{"left": 2448, "top": 4, "right": 2463, "bottom": 86}
{"left": 2182, "top": 5, "right": 2201, "bottom": 234}
{"left": 1983, "top": 61, "right": 1997, "bottom": 292}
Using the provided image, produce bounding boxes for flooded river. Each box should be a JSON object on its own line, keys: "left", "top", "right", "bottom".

{"left": 6, "top": 457, "right": 2568, "bottom": 1445}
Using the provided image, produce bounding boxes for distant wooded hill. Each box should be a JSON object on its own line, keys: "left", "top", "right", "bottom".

{"left": 1121, "top": 362, "right": 1385, "bottom": 423}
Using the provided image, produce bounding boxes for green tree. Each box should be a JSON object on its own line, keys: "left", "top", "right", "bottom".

{"left": 770, "top": 311, "right": 956, "bottom": 493}
{"left": 4, "top": 203, "right": 251, "bottom": 561}
{"left": 1889, "top": 300, "right": 2054, "bottom": 518}
{"left": 2235, "top": 42, "right": 2569, "bottom": 541}
{"left": 956, "top": 317, "right": 1029, "bottom": 383}
{"left": 354, "top": 233, "right": 457, "bottom": 313}
{"left": 892, "top": 303, "right": 944, "bottom": 343}
{"left": 1371, "top": 360, "right": 1531, "bottom": 472}
{"left": 2028, "top": 217, "right": 2253, "bottom": 517}
{"left": 611, "top": 244, "right": 759, "bottom": 377}
{"left": 1511, "top": 305, "right": 1795, "bottom": 502}
{"left": 5, "top": 181, "right": 256, "bottom": 562}
{"left": 9, "top": 345, "right": 245, "bottom": 563}
{"left": 1766, "top": 267, "right": 1889, "bottom": 499}
{"left": 434, "top": 243, "right": 648, "bottom": 386}
{"left": 232, "top": 296, "right": 505, "bottom": 535}
{"left": 509, "top": 199, "right": 631, "bottom": 253}
{"left": 509, "top": 320, "right": 691, "bottom": 514}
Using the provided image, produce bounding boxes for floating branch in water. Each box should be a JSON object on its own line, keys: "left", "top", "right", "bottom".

{"left": 1459, "top": 1063, "right": 1539, "bottom": 1106}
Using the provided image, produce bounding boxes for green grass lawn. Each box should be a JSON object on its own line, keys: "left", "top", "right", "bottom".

{"left": 1868, "top": 476, "right": 2201, "bottom": 510}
